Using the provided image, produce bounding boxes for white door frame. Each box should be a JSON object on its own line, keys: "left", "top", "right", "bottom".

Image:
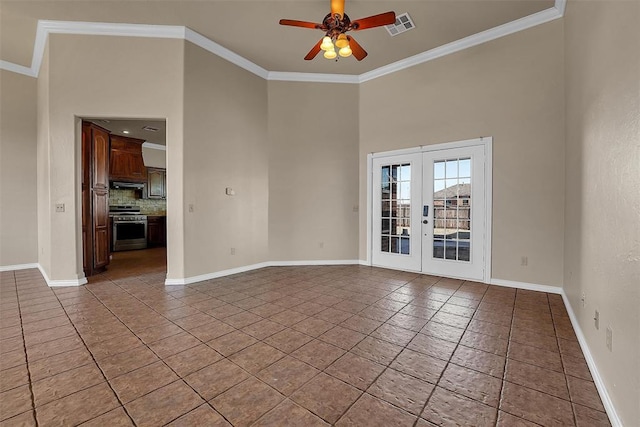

{"left": 366, "top": 137, "right": 493, "bottom": 283}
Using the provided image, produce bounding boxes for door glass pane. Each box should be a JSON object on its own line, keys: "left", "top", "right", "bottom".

{"left": 433, "top": 157, "right": 471, "bottom": 262}
{"left": 380, "top": 163, "right": 411, "bottom": 256}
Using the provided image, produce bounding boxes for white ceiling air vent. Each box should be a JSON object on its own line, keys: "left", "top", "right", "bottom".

{"left": 385, "top": 13, "right": 415, "bottom": 36}
{"left": 142, "top": 126, "right": 160, "bottom": 132}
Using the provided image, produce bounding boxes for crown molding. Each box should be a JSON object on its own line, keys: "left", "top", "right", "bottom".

{"left": 142, "top": 142, "right": 166, "bottom": 151}
{"left": 1, "top": 0, "right": 566, "bottom": 83}
{"left": 268, "top": 71, "right": 359, "bottom": 84}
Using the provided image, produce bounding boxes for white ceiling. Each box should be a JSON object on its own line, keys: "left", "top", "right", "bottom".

{"left": 87, "top": 119, "right": 167, "bottom": 145}
{"left": 1, "top": 0, "right": 556, "bottom": 76}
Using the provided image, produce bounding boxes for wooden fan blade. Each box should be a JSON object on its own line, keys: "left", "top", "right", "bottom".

{"left": 331, "top": 0, "right": 345, "bottom": 17}
{"left": 304, "top": 39, "right": 324, "bottom": 60}
{"left": 346, "top": 35, "right": 367, "bottom": 61}
{"left": 351, "top": 12, "right": 396, "bottom": 30}
{"left": 279, "top": 19, "right": 323, "bottom": 30}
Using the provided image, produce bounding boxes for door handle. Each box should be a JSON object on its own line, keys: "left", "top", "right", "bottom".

{"left": 423, "top": 205, "right": 429, "bottom": 216}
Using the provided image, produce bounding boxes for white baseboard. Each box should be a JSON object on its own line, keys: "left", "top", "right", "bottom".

{"left": 0, "top": 263, "right": 39, "bottom": 272}
{"left": 164, "top": 259, "right": 361, "bottom": 285}
{"left": 37, "top": 264, "right": 87, "bottom": 287}
{"left": 489, "top": 277, "right": 562, "bottom": 294}
{"left": 561, "top": 291, "right": 622, "bottom": 427}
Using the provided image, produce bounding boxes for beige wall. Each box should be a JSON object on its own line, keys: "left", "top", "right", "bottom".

{"left": 563, "top": 1, "right": 640, "bottom": 424}
{"left": 182, "top": 42, "right": 269, "bottom": 277}
{"left": 0, "top": 70, "right": 38, "bottom": 267}
{"left": 359, "top": 21, "right": 565, "bottom": 286}
{"left": 40, "top": 35, "right": 185, "bottom": 281}
{"left": 268, "top": 81, "right": 360, "bottom": 261}
{"left": 36, "top": 43, "right": 52, "bottom": 277}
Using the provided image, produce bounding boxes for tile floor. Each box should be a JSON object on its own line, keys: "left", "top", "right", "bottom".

{"left": 0, "top": 249, "right": 610, "bottom": 426}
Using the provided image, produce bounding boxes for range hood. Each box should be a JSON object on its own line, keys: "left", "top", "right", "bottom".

{"left": 111, "top": 181, "right": 145, "bottom": 190}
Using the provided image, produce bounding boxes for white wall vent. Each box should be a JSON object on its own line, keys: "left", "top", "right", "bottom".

{"left": 142, "top": 126, "right": 160, "bottom": 132}
{"left": 385, "top": 13, "right": 415, "bottom": 36}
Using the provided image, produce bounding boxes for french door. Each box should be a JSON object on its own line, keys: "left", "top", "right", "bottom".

{"left": 371, "top": 140, "right": 489, "bottom": 282}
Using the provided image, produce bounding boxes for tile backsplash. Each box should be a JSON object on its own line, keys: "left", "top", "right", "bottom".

{"left": 110, "top": 189, "right": 166, "bottom": 215}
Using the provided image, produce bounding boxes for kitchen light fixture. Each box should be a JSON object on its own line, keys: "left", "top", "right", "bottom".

{"left": 122, "top": 130, "right": 130, "bottom": 134}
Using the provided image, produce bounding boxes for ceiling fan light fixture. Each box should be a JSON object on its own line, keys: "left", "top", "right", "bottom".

{"left": 324, "top": 49, "right": 337, "bottom": 59}
{"left": 320, "top": 36, "right": 334, "bottom": 51}
{"left": 335, "top": 34, "right": 349, "bottom": 48}
{"left": 338, "top": 45, "right": 352, "bottom": 57}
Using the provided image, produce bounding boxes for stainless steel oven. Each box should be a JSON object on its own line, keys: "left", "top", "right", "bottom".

{"left": 110, "top": 206, "right": 148, "bottom": 251}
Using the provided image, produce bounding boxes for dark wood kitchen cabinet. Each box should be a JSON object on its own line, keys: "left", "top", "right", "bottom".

{"left": 146, "top": 168, "right": 166, "bottom": 199}
{"left": 147, "top": 216, "right": 166, "bottom": 247}
{"left": 82, "top": 121, "right": 111, "bottom": 276}
{"left": 109, "top": 135, "right": 147, "bottom": 182}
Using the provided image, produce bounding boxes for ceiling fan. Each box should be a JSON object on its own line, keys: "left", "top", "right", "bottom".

{"left": 279, "top": 0, "right": 396, "bottom": 61}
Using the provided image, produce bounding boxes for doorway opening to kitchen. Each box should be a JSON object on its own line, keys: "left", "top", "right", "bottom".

{"left": 81, "top": 118, "right": 168, "bottom": 281}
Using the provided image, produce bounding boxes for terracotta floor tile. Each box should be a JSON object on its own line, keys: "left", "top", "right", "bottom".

{"left": 125, "top": 380, "right": 204, "bottom": 426}
{"left": 147, "top": 331, "right": 201, "bottom": 358}
{"left": 341, "top": 315, "right": 383, "bottom": 335}
{"left": 32, "top": 363, "right": 104, "bottom": 407}
{"left": 1, "top": 263, "right": 598, "bottom": 427}
{"left": 420, "top": 321, "right": 465, "bottom": 343}
{"left": 268, "top": 309, "right": 308, "bottom": 327}
{"left": 390, "top": 348, "right": 447, "bottom": 384}
{"left": 318, "top": 325, "right": 366, "bottom": 350}
{"left": 500, "top": 381, "right": 575, "bottom": 426}
{"left": 562, "top": 353, "right": 593, "bottom": 380}
{"left": 325, "top": 352, "right": 386, "bottom": 390}
{"left": 134, "top": 323, "right": 184, "bottom": 344}
{"left": 368, "top": 368, "right": 434, "bottom": 415}
{"left": 165, "top": 404, "right": 231, "bottom": 427}
{"left": 0, "top": 364, "right": 29, "bottom": 393}
{"left": 505, "top": 359, "right": 569, "bottom": 399}
{"left": 257, "top": 355, "right": 320, "bottom": 395}
{"left": 573, "top": 403, "right": 611, "bottom": 427}
{"left": 80, "top": 407, "right": 134, "bottom": 426}
{"left": 211, "top": 377, "right": 284, "bottom": 427}
{"left": 264, "top": 328, "right": 313, "bottom": 353}
{"left": 508, "top": 340, "right": 564, "bottom": 372}
{"left": 252, "top": 399, "right": 329, "bottom": 427}
{"left": 439, "top": 363, "right": 503, "bottom": 407}
{"left": 422, "top": 387, "right": 497, "bottom": 427}
{"left": 370, "top": 323, "right": 417, "bottom": 346}
{"left": 0, "top": 410, "right": 36, "bottom": 427}
{"left": 460, "top": 330, "right": 509, "bottom": 356}
{"left": 566, "top": 375, "right": 605, "bottom": 412}
{"left": 35, "top": 382, "right": 119, "bottom": 426}
{"left": 292, "top": 317, "right": 335, "bottom": 337}
{"left": 450, "top": 345, "right": 505, "bottom": 378}
{"left": 291, "top": 339, "right": 346, "bottom": 370}
{"left": 351, "top": 336, "right": 403, "bottom": 365}
{"left": 336, "top": 393, "right": 417, "bottom": 426}
{"left": 207, "top": 330, "right": 258, "bottom": 356}
{"left": 241, "top": 318, "right": 286, "bottom": 340}
{"left": 228, "top": 342, "right": 285, "bottom": 374}
{"left": 407, "top": 333, "right": 457, "bottom": 361}
{"left": 0, "top": 385, "right": 32, "bottom": 422}
{"left": 163, "top": 344, "right": 222, "bottom": 377}
{"left": 184, "top": 358, "right": 250, "bottom": 400}
{"left": 109, "top": 361, "right": 179, "bottom": 403}
{"left": 99, "top": 345, "right": 159, "bottom": 379}
{"left": 496, "top": 410, "right": 540, "bottom": 426}
{"left": 291, "top": 373, "right": 362, "bottom": 424}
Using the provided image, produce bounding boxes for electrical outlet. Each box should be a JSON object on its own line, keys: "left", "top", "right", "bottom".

{"left": 55, "top": 203, "right": 65, "bottom": 213}
{"left": 353, "top": 205, "right": 359, "bottom": 213}
{"left": 230, "top": 247, "right": 236, "bottom": 255}
{"left": 594, "top": 310, "right": 599, "bottom": 330}
{"left": 520, "top": 256, "right": 528, "bottom": 266}
{"left": 581, "top": 292, "right": 586, "bottom": 307}
{"left": 606, "top": 326, "right": 613, "bottom": 351}
{"left": 188, "top": 204, "right": 194, "bottom": 213}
